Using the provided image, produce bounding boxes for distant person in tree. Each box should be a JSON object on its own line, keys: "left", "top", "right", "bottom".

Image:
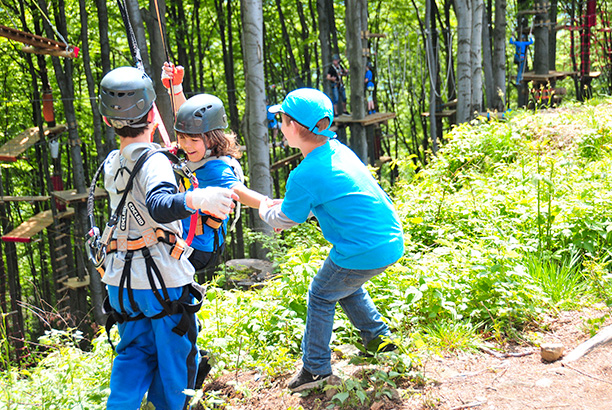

{"left": 266, "top": 97, "right": 282, "bottom": 144}
{"left": 162, "top": 63, "right": 268, "bottom": 281}
{"left": 97, "top": 66, "right": 237, "bottom": 409}
{"left": 365, "top": 61, "right": 376, "bottom": 115}
{"left": 326, "top": 54, "right": 349, "bottom": 116}
{"left": 262, "top": 88, "right": 404, "bottom": 393}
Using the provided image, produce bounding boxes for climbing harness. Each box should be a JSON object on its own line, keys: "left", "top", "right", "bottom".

{"left": 181, "top": 155, "right": 244, "bottom": 272}
{"left": 86, "top": 147, "right": 202, "bottom": 348}
{"left": 86, "top": 148, "right": 198, "bottom": 275}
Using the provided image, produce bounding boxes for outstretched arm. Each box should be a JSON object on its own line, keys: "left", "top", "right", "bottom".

{"left": 258, "top": 198, "right": 300, "bottom": 231}
{"left": 162, "top": 62, "right": 187, "bottom": 113}
{"left": 232, "top": 182, "right": 269, "bottom": 209}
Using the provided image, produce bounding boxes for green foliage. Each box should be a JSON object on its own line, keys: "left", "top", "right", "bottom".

{"left": 6, "top": 101, "right": 612, "bottom": 408}
{"left": 0, "top": 329, "right": 113, "bottom": 409}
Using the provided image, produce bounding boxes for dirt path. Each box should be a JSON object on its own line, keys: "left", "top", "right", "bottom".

{"left": 200, "top": 309, "right": 612, "bottom": 410}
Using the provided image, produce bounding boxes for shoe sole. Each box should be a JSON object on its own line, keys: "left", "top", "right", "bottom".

{"left": 289, "top": 375, "right": 331, "bottom": 392}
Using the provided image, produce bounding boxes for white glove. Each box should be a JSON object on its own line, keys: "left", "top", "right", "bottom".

{"left": 190, "top": 186, "right": 236, "bottom": 219}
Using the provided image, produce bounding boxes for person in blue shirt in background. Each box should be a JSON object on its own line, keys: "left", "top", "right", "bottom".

{"left": 266, "top": 97, "right": 282, "bottom": 145}
{"left": 261, "top": 88, "right": 404, "bottom": 393}
{"left": 365, "top": 61, "right": 376, "bottom": 114}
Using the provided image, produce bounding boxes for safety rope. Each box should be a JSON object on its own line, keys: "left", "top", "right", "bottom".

{"left": 116, "top": 0, "right": 172, "bottom": 148}
{"left": 151, "top": 0, "right": 177, "bottom": 120}
{"left": 29, "top": 0, "right": 70, "bottom": 50}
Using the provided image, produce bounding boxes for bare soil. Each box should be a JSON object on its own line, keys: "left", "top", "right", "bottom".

{"left": 198, "top": 306, "right": 612, "bottom": 410}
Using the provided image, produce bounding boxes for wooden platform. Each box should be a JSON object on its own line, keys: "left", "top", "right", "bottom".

{"left": 52, "top": 187, "right": 107, "bottom": 204}
{"left": 422, "top": 109, "right": 456, "bottom": 118}
{"left": 333, "top": 112, "right": 396, "bottom": 127}
{"left": 0, "top": 195, "right": 51, "bottom": 203}
{"left": 521, "top": 70, "right": 578, "bottom": 82}
{"left": 2, "top": 207, "right": 74, "bottom": 243}
{"left": 0, "top": 124, "right": 67, "bottom": 162}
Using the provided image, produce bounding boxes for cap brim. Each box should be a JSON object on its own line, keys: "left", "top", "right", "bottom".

{"left": 268, "top": 104, "right": 283, "bottom": 114}
{"left": 318, "top": 129, "right": 336, "bottom": 139}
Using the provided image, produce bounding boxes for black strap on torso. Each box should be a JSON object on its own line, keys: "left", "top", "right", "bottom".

{"left": 93, "top": 148, "right": 202, "bottom": 348}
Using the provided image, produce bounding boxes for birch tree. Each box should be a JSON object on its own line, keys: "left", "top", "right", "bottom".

{"left": 241, "top": 0, "right": 273, "bottom": 257}
{"left": 492, "top": 0, "right": 507, "bottom": 111}
{"left": 455, "top": 0, "right": 472, "bottom": 123}
{"left": 470, "top": 0, "right": 484, "bottom": 114}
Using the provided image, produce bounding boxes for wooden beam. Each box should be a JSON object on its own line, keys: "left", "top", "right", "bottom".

{"left": 421, "top": 110, "right": 456, "bottom": 118}
{"left": 0, "top": 124, "right": 67, "bottom": 161}
{"left": 0, "top": 24, "right": 78, "bottom": 58}
{"left": 563, "top": 324, "right": 612, "bottom": 363}
{"left": 270, "top": 152, "right": 302, "bottom": 172}
{"left": 2, "top": 207, "right": 74, "bottom": 243}
{"left": 0, "top": 195, "right": 51, "bottom": 203}
{"left": 333, "top": 112, "right": 396, "bottom": 126}
{"left": 52, "top": 187, "right": 107, "bottom": 204}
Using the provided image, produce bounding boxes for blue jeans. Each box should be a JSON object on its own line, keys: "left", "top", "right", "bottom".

{"left": 331, "top": 84, "right": 346, "bottom": 105}
{"left": 302, "top": 257, "right": 390, "bottom": 375}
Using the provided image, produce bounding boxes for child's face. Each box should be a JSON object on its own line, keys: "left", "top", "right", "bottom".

{"left": 177, "top": 133, "right": 207, "bottom": 162}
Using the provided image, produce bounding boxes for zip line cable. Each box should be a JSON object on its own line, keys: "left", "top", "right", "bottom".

{"left": 115, "top": 0, "right": 171, "bottom": 146}
{"left": 28, "top": 0, "right": 70, "bottom": 51}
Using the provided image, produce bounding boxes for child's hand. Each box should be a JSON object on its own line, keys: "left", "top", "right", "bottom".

{"left": 161, "top": 62, "right": 184, "bottom": 89}
{"left": 191, "top": 187, "right": 238, "bottom": 219}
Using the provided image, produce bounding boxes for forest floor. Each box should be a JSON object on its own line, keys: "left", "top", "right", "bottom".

{"left": 198, "top": 305, "right": 612, "bottom": 409}
{"left": 197, "top": 105, "right": 612, "bottom": 409}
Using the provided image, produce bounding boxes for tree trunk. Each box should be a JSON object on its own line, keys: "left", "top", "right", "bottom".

{"left": 39, "top": 0, "right": 89, "bottom": 329}
{"left": 275, "top": 0, "right": 304, "bottom": 88}
{"left": 78, "top": 0, "right": 105, "bottom": 325}
{"left": 346, "top": 0, "right": 367, "bottom": 162}
{"left": 534, "top": 0, "right": 549, "bottom": 75}
{"left": 492, "top": 0, "right": 507, "bottom": 111}
{"left": 296, "top": 0, "right": 312, "bottom": 87}
{"left": 482, "top": 7, "right": 495, "bottom": 110}
{"left": 471, "top": 0, "right": 484, "bottom": 113}
{"left": 143, "top": 0, "right": 175, "bottom": 143}
{"left": 455, "top": 0, "right": 472, "bottom": 123}
{"left": 548, "top": 0, "right": 558, "bottom": 70}
{"left": 126, "top": 0, "right": 151, "bottom": 72}
{"left": 95, "top": 0, "right": 117, "bottom": 154}
{"left": 240, "top": 0, "right": 273, "bottom": 258}
{"left": 317, "top": 0, "right": 333, "bottom": 98}
{"left": 425, "top": 0, "right": 439, "bottom": 153}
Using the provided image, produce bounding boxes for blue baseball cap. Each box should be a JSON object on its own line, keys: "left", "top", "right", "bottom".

{"left": 268, "top": 88, "right": 336, "bottom": 139}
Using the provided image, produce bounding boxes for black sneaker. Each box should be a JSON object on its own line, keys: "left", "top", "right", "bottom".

{"left": 287, "top": 367, "right": 332, "bottom": 392}
{"left": 194, "top": 349, "right": 212, "bottom": 389}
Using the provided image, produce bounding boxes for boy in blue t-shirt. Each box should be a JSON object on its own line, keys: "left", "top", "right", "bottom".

{"left": 261, "top": 88, "right": 404, "bottom": 392}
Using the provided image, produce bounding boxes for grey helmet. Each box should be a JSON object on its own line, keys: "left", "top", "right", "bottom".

{"left": 174, "top": 94, "right": 228, "bottom": 134}
{"left": 99, "top": 66, "right": 156, "bottom": 128}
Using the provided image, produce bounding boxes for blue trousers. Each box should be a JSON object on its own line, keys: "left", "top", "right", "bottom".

{"left": 106, "top": 285, "right": 199, "bottom": 410}
{"left": 302, "top": 257, "right": 390, "bottom": 375}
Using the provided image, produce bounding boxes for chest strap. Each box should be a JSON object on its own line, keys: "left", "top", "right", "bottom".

{"left": 106, "top": 228, "right": 188, "bottom": 259}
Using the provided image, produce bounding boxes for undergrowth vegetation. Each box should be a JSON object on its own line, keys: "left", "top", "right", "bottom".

{"left": 4, "top": 100, "right": 612, "bottom": 408}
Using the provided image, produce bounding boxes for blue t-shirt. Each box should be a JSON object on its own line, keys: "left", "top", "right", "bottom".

{"left": 281, "top": 139, "right": 404, "bottom": 270}
{"left": 365, "top": 69, "right": 374, "bottom": 89}
{"left": 266, "top": 105, "right": 278, "bottom": 128}
{"left": 182, "top": 158, "right": 240, "bottom": 252}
